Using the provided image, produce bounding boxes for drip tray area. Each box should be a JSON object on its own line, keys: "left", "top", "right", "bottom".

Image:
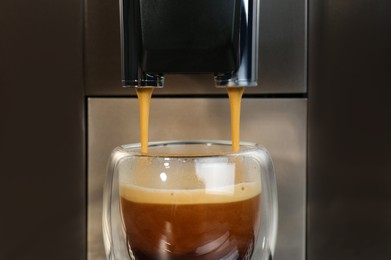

{"left": 87, "top": 98, "right": 307, "bottom": 260}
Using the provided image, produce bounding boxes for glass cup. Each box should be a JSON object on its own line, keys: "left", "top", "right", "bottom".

{"left": 103, "top": 140, "right": 278, "bottom": 260}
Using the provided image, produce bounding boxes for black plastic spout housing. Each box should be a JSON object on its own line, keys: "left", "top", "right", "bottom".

{"left": 139, "top": 0, "right": 241, "bottom": 73}
{"left": 120, "top": 0, "right": 259, "bottom": 88}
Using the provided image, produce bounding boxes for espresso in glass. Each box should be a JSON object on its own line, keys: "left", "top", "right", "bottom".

{"left": 103, "top": 141, "right": 277, "bottom": 260}
{"left": 120, "top": 182, "right": 261, "bottom": 259}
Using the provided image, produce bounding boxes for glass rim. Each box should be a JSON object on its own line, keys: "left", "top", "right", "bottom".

{"left": 118, "top": 140, "right": 263, "bottom": 158}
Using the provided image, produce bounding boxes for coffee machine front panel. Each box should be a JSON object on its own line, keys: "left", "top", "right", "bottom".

{"left": 85, "top": 0, "right": 307, "bottom": 259}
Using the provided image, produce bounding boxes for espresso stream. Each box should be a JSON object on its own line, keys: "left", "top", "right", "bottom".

{"left": 136, "top": 87, "right": 154, "bottom": 153}
{"left": 227, "top": 87, "right": 244, "bottom": 152}
{"left": 135, "top": 87, "right": 244, "bottom": 152}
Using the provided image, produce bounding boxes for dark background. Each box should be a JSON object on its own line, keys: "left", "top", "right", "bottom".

{"left": 308, "top": 1, "right": 391, "bottom": 259}
{"left": 1, "top": 0, "right": 391, "bottom": 259}
{"left": 0, "top": 0, "right": 85, "bottom": 259}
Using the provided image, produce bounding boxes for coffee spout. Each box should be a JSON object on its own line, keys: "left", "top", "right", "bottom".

{"left": 120, "top": 0, "right": 259, "bottom": 89}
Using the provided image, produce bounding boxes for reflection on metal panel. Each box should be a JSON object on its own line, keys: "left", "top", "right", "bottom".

{"left": 88, "top": 98, "right": 307, "bottom": 260}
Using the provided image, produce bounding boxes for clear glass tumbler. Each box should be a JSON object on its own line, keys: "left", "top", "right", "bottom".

{"left": 103, "top": 140, "right": 277, "bottom": 260}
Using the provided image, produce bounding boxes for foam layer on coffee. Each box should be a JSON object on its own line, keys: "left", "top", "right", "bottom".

{"left": 120, "top": 182, "right": 260, "bottom": 205}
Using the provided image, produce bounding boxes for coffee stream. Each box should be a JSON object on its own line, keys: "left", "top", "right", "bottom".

{"left": 136, "top": 87, "right": 154, "bottom": 153}
{"left": 227, "top": 87, "right": 244, "bottom": 152}
{"left": 136, "top": 87, "right": 244, "bottom": 152}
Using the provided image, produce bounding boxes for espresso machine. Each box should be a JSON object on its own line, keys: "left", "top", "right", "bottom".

{"left": 2, "top": 0, "right": 391, "bottom": 260}
{"left": 88, "top": 0, "right": 306, "bottom": 259}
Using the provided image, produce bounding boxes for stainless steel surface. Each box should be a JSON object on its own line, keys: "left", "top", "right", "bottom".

{"left": 88, "top": 98, "right": 307, "bottom": 260}
{"left": 84, "top": 0, "right": 307, "bottom": 95}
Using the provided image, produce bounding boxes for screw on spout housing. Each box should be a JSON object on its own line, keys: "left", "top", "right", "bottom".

{"left": 122, "top": 73, "right": 164, "bottom": 88}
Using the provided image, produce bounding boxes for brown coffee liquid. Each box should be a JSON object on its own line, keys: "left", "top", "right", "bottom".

{"left": 136, "top": 86, "right": 244, "bottom": 153}
{"left": 227, "top": 87, "right": 244, "bottom": 152}
{"left": 136, "top": 87, "right": 154, "bottom": 153}
{"left": 120, "top": 183, "right": 261, "bottom": 260}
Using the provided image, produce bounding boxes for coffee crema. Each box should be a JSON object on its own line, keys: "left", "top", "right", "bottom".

{"left": 120, "top": 183, "right": 261, "bottom": 260}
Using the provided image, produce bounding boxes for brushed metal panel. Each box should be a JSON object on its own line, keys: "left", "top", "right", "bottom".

{"left": 84, "top": 0, "right": 307, "bottom": 95}
{"left": 88, "top": 98, "right": 306, "bottom": 260}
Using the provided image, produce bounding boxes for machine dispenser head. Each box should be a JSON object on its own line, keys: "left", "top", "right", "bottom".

{"left": 120, "top": 0, "right": 260, "bottom": 88}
